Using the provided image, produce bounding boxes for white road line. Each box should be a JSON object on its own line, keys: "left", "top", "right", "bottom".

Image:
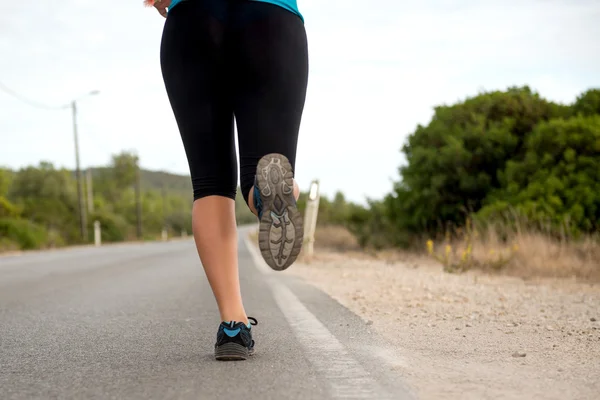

{"left": 244, "top": 234, "right": 397, "bottom": 399}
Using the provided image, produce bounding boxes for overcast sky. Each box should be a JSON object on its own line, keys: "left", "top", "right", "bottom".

{"left": 1, "top": 0, "right": 599, "bottom": 203}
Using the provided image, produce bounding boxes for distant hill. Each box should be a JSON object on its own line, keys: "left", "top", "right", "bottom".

{"left": 139, "top": 168, "right": 256, "bottom": 224}
{"left": 140, "top": 169, "right": 192, "bottom": 194}
{"left": 82, "top": 167, "right": 256, "bottom": 224}
{"left": 85, "top": 167, "right": 191, "bottom": 194}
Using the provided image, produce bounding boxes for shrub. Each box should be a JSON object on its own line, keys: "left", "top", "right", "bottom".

{"left": 0, "top": 218, "right": 49, "bottom": 250}
{"left": 88, "top": 211, "right": 130, "bottom": 243}
{"left": 479, "top": 115, "right": 600, "bottom": 235}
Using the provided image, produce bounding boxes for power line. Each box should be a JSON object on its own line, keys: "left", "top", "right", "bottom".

{"left": 0, "top": 80, "right": 99, "bottom": 244}
{"left": 0, "top": 80, "right": 67, "bottom": 111}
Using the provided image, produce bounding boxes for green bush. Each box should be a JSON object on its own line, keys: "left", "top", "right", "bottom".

{"left": 479, "top": 115, "right": 600, "bottom": 234}
{"left": 345, "top": 201, "right": 393, "bottom": 249}
{"left": 303, "top": 87, "right": 600, "bottom": 250}
{"left": 388, "top": 86, "right": 570, "bottom": 234}
{"left": 0, "top": 218, "right": 49, "bottom": 250}
{"left": 88, "top": 211, "right": 130, "bottom": 243}
{"left": 166, "top": 210, "right": 193, "bottom": 235}
{"left": 0, "top": 237, "right": 20, "bottom": 252}
{"left": 8, "top": 162, "right": 80, "bottom": 244}
{"left": 573, "top": 89, "right": 600, "bottom": 117}
{"left": 0, "top": 196, "right": 20, "bottom": 218}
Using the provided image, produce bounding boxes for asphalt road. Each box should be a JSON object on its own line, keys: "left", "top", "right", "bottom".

{"left": 0, "top": 229, "right": 415, "bottom": 400}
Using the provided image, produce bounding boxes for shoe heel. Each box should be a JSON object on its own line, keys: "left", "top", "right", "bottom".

{"left": 215, "top": 343, "right": 250, "bottom": 361}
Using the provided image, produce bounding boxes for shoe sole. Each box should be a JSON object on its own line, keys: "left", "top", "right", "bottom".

{"left": 256, "top": 153, "right": 304, "bottom": 271}
{"left": 215, "top": 342, "right": 254, "bottom": 361}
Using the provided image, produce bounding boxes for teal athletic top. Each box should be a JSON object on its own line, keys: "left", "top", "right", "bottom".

{"left": 168, "top": 0, "right": 303, "bottom": 21}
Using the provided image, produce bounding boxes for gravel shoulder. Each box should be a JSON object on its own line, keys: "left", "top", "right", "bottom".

{"left": 286, "top": 251, "right": 600, "bottom": 400}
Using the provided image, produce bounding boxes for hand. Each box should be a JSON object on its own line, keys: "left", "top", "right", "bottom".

{"left": 145, "top": 0, "right": 171, "bottom": 18}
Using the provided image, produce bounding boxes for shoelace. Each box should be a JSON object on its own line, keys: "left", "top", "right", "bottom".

{"left": 243, "top": 317, "right": 258, "bottom": 349}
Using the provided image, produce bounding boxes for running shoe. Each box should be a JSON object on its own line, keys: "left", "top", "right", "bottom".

{"left": 253, "top": 153, "right": 304, "bottom": 271}
{"left": 214, "top": 317, "right": 258, "bottom": 361}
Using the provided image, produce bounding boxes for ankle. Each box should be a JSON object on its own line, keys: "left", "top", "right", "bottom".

{"left": 221, "top": 314, "right": 248, "bottom": 325}
{"left": 249, "top": 183, "right": 261, "bottom": 218}
{"left": 293, "top": 180, "right": 299, "bottom": 201}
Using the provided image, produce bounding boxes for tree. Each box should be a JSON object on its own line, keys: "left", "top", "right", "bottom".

{"left": 8, "top": 162, "right": 80, "bottom": 242}
{"left": 0, "top": 167, "right": 13, "bottom": 197}
{"left": 94, "top": 151, "right": 139, "bottom": 205}
{"left": 110, "top": 152, "right": 139, "bottom": 190}
{"left": 0, "top": 196, "right": 20, "bottom": 218}
{"left": 572, "top": 89, "right": 600, "bottom": 117}
{"left": 480, "top": 115, "right": 600, "bottom": 233}
{"left": 0, "top": 154, "right": 202, "bottom": 250}
{"left": 389, "top": 86, "right": 573, "bottom": 233}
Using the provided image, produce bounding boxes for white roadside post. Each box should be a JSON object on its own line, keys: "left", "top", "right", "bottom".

{"left": 303, "top": 180, "right": 321, "bottom": 260}
{"left": 93, "top": 220, "right": 101, "bottom": 247}
{"left": 161, "top": 228, "right": 168, "bottom": 242}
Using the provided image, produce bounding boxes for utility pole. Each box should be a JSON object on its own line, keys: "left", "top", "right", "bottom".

{"left": 72, "top": 101, "right": 87, "bottom": 242}
{"left": 86, "top": 168, "right": 94, "bottom": 213}
{"left": 69, "top": 90, "right": 99, "bottom": 242}
{"left": 3, "top": 84, "right": 99, "bottom": 244}
{"left": 135, "top": 161, "right": 143, "bottom": 239}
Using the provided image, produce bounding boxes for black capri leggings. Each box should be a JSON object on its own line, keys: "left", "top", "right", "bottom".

{"left": 160, "top": 0, "right": 309, "bottom": 205}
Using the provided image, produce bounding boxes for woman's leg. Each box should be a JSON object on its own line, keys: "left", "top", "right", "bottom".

{"left": 231, "top": 2, "right": 309, "bottom": 270}
{"left": 160, "top": 0, "right": 248, "bottom": 324}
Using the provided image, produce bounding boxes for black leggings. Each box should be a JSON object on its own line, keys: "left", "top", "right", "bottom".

{"left": 160, "top": 0, "right": 309, "bottom": 204}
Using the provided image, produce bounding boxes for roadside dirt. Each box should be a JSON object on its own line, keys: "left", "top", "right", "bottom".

{"left": 287, "top": 251, "right": 600, "bottom": 400}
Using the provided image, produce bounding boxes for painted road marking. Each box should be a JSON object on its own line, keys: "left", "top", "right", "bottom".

{"left": 244, "top": 234, "right": 409, "bottom": 399}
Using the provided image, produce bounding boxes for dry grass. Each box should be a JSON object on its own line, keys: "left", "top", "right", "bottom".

{"left": 248, "top": 224, "right": 362, "bottom": 260}
{"left": 247, "top": 221, "right": 600, "bottom": 282}
{"left": 508, "top": 232, "right": 600, "bottom": 280}
{"left": 313, "top": 225, "right": 361, "bottom": 252}
{"left": 428, "top": 220, "right": 600, "bottom": 282}
{"left": 247, "top": 225, "right": 360, "bottom": 253}
{"left": 248, "top": 224, "right": 371, "bottom": 263}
